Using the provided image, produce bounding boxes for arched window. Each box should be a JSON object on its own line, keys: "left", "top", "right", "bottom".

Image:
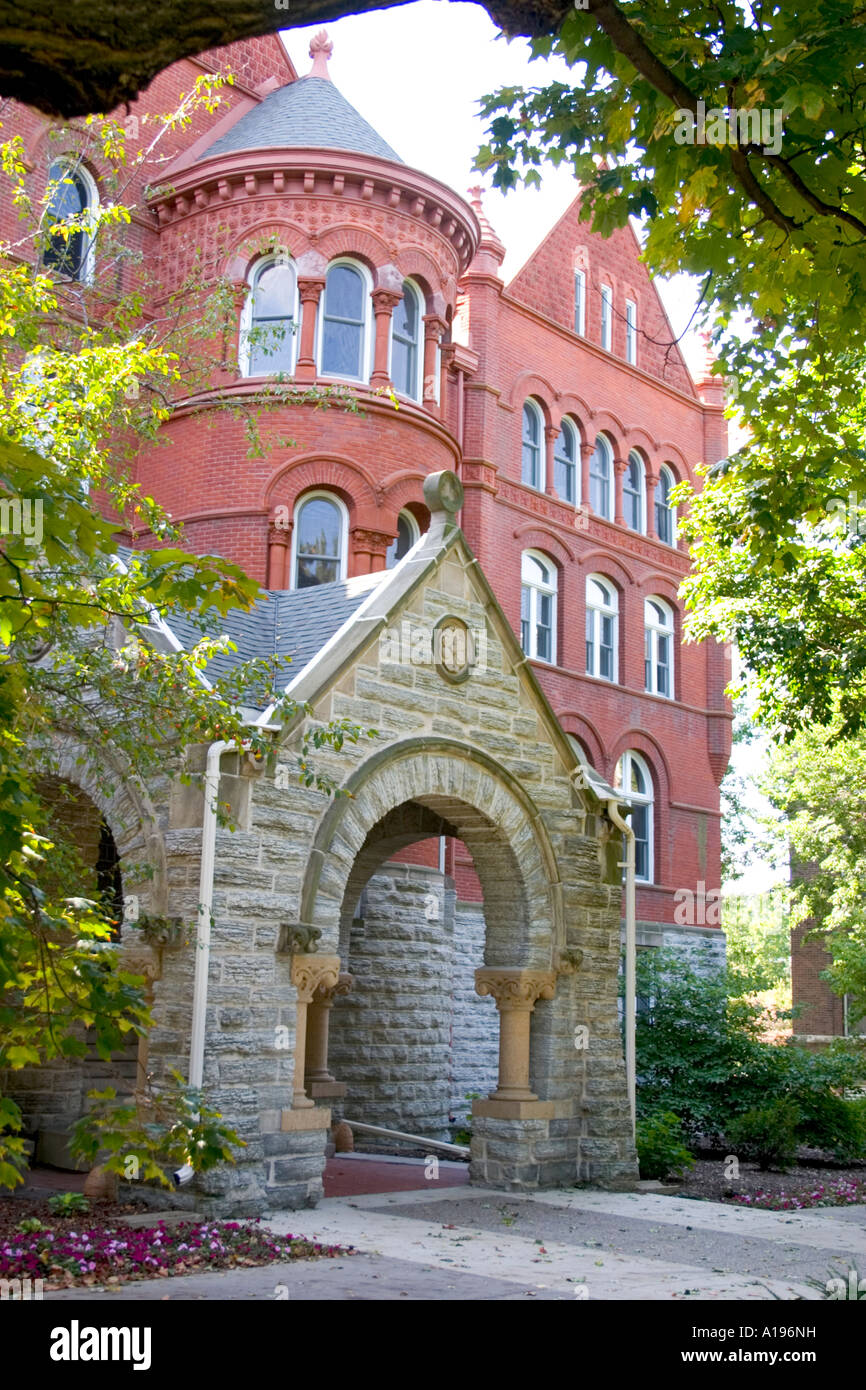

{"left": 589, "top": 435, "right": 613, "bottom": 520}
{"left": 655, "top": 465, "right": 677, "bottom": 545}
{"left": 521, "top": 401, "right": 543, "bottom": 490}
{"left": 391, "top": 280, "right": 422, "bottom": 400}
{"left": 385, "top": 509, "right": 421, "bottom": 568}
{"left": 292, "top": 492, "right": 348, "bottom": 589}
{"left": 520, "top": 550, "right": 557, "bottom": 663}
{"left": 585, "top": 574, "right": 617, "bottom": 681}
{"left": 319, "top": 261, "right": 370, "bottom": 381}
{"left": 624, "top": 451, "right": 645, "bottom": 532}
{"left": 42, "top": 158, "right": 98, "bottom": 282}
{"left": 242, "top": 255, "right": 297, "bottom": 377}
{"left": 615, "top": 750, "right": 654, "bottom": 882}
{"left": 554, "top": 419, "right": 578, "bottom": 504}
{"left": 645, "top": 597, "right": 674, "bottom": 697}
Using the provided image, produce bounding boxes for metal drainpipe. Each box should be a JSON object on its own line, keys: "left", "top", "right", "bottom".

{"left": 189, "top": 728, "right": 279, "bottom": 1091}
{"left": 607, "top": 798, "right": 637, "bottom": 1137}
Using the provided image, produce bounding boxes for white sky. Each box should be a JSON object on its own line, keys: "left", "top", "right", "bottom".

{"left": 278, "top": 2, "right": 706, "bottom": 374}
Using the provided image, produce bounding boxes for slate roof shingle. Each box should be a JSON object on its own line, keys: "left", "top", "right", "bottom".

{"left": 201, "top": 76, "right": 403, "bottom": 164}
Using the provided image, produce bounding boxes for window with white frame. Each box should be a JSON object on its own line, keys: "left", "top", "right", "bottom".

{"left": 241, "top": 255, "right": 297, "bottom": 377}
{"left": 600, "top": 284, "right": 612, "bottom": 351}
{"left": 385, "top": 509, "right": 421, "bottom": 568}
{"left": 520, "top": 550, "right": 557, "bottom": 663}
{"left": 645, "top": 597, "right": 674, "bottom": 697}
{"left": 615, "top": 750, "right": 654, "bottom": 882}
{"left": 654, "top": 465, "right": 677, "bottom": 545}
{"left": 390, "top": 279, "right": 422, "bottom": 400}
{"left": 292, "top": 492, "right": 348, "bottom": 589}
{"left": 624, "top": 450, "right": 645, "bottom": 532}
{"left": 589, "top": 435, "right": 613, "bottom": 519}
{"left": 42, "top": 158, "right": 98, "bottom": 283}
{"left": 554, "top": 418, "right": 578, "bottom": 504}
{"left": 521, "top": 400, "right": 544, "bottom": 490}
{"left": 585, "top": 574, "right": 617, "bottom": 681}
{"left": 626, "top": 299, "right": 637, "bottom": 364}
{"left": 319, "top": 261, "right": 371, "bottom": 381}
{"left": 574, "top": 269, "right": 586, "bottom": 336}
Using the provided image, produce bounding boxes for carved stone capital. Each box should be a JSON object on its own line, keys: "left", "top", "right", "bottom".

{"left": 297, "top": 276, "right": 326, "bottom": 304}
{"left": 291, "top": 953, "right": 341, "bottom": 1003}
{"left": 278, "top": 923, "right": 322, "bottom": 956}
{"left": 370, "top": 288, "right": 401, "bottom": 315}
{"left": 313, "top": 971, "right": 353, "bottom": 1006}
{"left": 475, "top": 967, "right": 556, "bottom": 1011}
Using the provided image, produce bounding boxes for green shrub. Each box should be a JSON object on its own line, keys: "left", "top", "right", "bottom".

{"left": 635, "top": 1111, "right": 695, "bottom": 1181}
{"left": 47, "top": 1191, "right": 90, "bottom": 1216}
{"left": 633, "top": 949, "right": 866, "bottom": 1148}
{"left": 792, "top": 1090, "right": 866, "bottom": 1161}
{"left": 728, "top": 1099, "right": 801, "bottom": 1170}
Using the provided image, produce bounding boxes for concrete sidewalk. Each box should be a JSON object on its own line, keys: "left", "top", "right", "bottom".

{"left": 44, "top": 1185, "right": 866, "bottom": 1301}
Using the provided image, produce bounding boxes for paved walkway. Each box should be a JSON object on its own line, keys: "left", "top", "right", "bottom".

{"left": 44, "top": 1185, "right": 866, "bottom": 1301}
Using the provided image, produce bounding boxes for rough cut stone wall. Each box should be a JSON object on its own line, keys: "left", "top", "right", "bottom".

{"left": 451, "top": 899, "right": 498, "bottom": 1120}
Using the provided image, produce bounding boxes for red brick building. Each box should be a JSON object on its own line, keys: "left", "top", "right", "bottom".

{"left": 6, "top": 26, "right": 731, "bottom": 959}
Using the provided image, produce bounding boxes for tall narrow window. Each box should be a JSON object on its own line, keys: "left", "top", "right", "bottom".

{"left": 391, "top": 280, "right": 422, "bottom": 400}
{"left": 520, "top": 550, "right": 557, "bottom": 663}
{"left": 554, "top": 419, "right": 578, "bottom": 504}
{"left": 645, "top": 597, "right": 674, "bottom": 697}
{"left": 655, "top": 465, "right": 677, "bottom": 545}
{"left": 589, "top": 435, "right": 613, "bottom": 520}
{"left": 600, "top": 284, "right": 612, "bottom": 351}
{"left": 615, "top": 751, "right": 654, "bottom": 882}
{"left": 521, "top": 401, "right": 543, "bottom": 490}
{"left": 293, "top": 493, "right": 347, "bottom": 589}
{"left": 585, "top": 575, "right": 617, "bottom": 681}
{"left": 385, "top": 510, "right": 421, "bottom": 568}
{"left": 243, "top": 256, "right": 296, "bottom": 376}
{"left": 320, "top": 261, "right": 369, "bottom": 380}
{"left": 574, "top": 269, "right": 586, "bottom": 336}
{"left": 626, "top": 299, "right": 637, "bottom": 364}
{"left": 42, "top": 159, "right": 98, "bottom": 282}
{"left": 624, "top": 451, "right": 645, "bottom": 532}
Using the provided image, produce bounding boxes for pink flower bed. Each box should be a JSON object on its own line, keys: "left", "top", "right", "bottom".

{"left": 0, "top": 1219, "right": 353, "bottom": 1288}
{"left": 734, "top": 1178, "right": 866, "bottom": 1211}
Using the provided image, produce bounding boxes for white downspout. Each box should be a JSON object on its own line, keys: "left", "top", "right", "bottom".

{"left": 607, "top": 798, "right": 636, "bottom": 1138}
{"left": 189, "top": 739, "right": 234, "bottom": 1091}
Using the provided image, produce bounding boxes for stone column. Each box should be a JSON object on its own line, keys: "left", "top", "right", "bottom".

{"left": 645, "top": 469, "right": 659, "bottom": 538}
{"left": 294, "top": 277, "right": 325, "bottom": 383}
{"left": 545, "top": 426, "right": 558, "bottom": 496}
{"left": 290, "top": 954, "right": 341, "bottom": 1109}
{"left": 370, "top": 289, "right": 401, "bottom": 388}
{"left": 580, "top": 442, "right": 594, "bottom": 514}
{"left": 351, "top": 527, "right": 393, "bottom": 574}
{"left": 474, "top": 968, "right": 556, "bottom": 1112}
{"left": 267, "top": 520, "right": 292, "bottom": 589}
{"left": 306, "top": 972, "right": 353, "bottom": 1099}
{"left": 613, "top": 455, "right": 628, "bottom": 525}
{"left": 422, "top": 314, "right": 446, "bottom": 413}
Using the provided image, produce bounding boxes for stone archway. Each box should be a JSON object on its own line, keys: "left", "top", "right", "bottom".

{"left": 290, "top": 739, "right": 581, "bottom": 1188}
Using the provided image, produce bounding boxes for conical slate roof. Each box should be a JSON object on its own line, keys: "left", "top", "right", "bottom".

{"left": 200, "top": 75, "right": 404, "bottom": 165}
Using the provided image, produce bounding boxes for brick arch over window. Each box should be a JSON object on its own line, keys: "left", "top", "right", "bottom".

{"left": 224, "top": 222, "right": 312, "bottom": 280}
{"left": 639, "top": 572, "right": 681, "bottom": 605}
{"left": 554, "top": 393, "right": 593, "bottom": 440}
{"left": 381, "top": 471, "right": 428, "bottom": 514}
{"left": 653, "top": 444, "right": 689, "bottom": 479}
{"left": 608, "top": 730, "right": 672, "bottom": 807}
{"left": 625, "top": 428, "right": 658, "bottom": 459}
{"left": 589, "top": 414, "right": 627, "bottom": 456}
{"left": 556, "top": 713, "right": 605, "bottom": 770}
{"left": 395, "top": 250, "right": 452, "bottom": 307}
{"left": 314, "top": 225, "right": 392, "bottom": 273}
{"left": 299, "top": 738, "right": 563, "bottom": 968}
{"left": 576, "top": 548, "right": 636, "bottom": 588}
{"left": 505, "top": 371, "right": 558, "bottom": 413}
{"left": 512, "top": 524, "right": 575, "bottom": 566}
{"left": 263, "top": 454, "right": 379, "bottom": 519}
